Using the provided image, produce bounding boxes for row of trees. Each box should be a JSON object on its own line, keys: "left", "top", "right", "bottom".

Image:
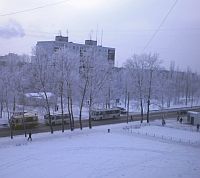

{"left": 124, "top": 54, "right": 200, "bottom": 123}
{"left": 0, "top": 49, "right": 200, "bottom": 137}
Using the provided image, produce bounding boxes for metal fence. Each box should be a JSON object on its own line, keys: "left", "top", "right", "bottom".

{"left": 123, "top": 125, "right": 200, "bottom": 146}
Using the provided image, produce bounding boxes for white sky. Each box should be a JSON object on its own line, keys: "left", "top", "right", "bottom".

{"left": 0, "top": 0, "right": 200, "bottom": 72}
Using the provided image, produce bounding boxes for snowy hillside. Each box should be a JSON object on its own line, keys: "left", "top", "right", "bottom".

{"left": 0, "top": 120, "right": 200, "bottom": 178}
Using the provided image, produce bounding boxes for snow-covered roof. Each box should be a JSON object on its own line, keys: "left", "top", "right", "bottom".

{"left": 91, "top": 108, "right": 120, "bottom": 112}
{"left": 25, "top": 92, "right": 54, "bottom": 98}
{"left": 187, "top": 111, "right": 199, "bottom": 115}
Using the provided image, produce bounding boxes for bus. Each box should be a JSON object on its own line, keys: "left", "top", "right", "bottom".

{"left": 44, "top": 114, "right": 70, "bottom": 125}
{"left": 10, "top": 112, "right": 39, "bottom": 130}
{"left": 91, "top": 108, "right": 121, "bottom": 120}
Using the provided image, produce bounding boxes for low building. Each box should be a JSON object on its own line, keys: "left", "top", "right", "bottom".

{"left": 19, "top": 92, "right": 56, "bottom": 106}
{"left": 187, "top": 111, "right": 200, "bottom": 125}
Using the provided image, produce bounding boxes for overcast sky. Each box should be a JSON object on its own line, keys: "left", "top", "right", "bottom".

{"left": 0, "top": 0, "right": 200, "bottom": 72}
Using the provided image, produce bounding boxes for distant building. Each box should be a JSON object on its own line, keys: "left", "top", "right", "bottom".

{"left": 0, "top": 53, "right": 30, "bottom": 66}
{"left": 36, "top": 36, "right": 115, "bottom": 67}
{"left": 19, "top": 92, "right": 56, "bottom": 106}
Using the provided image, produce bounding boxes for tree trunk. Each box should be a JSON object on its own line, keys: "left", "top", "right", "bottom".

{"left": 108, "top": 87, "right": 111, "bottom": 109}
{"left": 13, "top": 96, "right": 16, "bottom": 114}
{"left": 6, "top": 101, "right": 13, "bottom": 139}
{"left": 0, "top": 101, "right": 3, "bottom": 118}
{"left": 126, "top": 92, "right": 130, "bottom": 123}
{"left": 147, "top": 70, "right": 153, "bottom": 123}
{"left": 124, "top": 82, "right": 127, "bottom": 108}
{"left": 185, "top": 84, "right": 189, "bottom": 106}
{"left": 70, "top": 97, "right": 74, "bottom": 129}
{"left": 67, "top": 96, "right": 73, "bottom": 131}
{"left": 147, "top": 99, "right": 150, "bottom": 123}
{"left": 67, "top": 82, "right": 74, "bottom": 131}
{"left": 140, "top": 98, "right": 144, "bottom": 123}
{"left": 88, "top": 93, "right": 92, "bottom": 129}
{"left": 44, "top": 91, "right": 53, "bottom": 134}
{"left": 61, "top": 92, "right": 64, "bottom": 132}
{"left": 22, "top": 103, "right": 27, "bottom": 137}
{"left": 79, "top": 79, "right": 88, "bottom": 130}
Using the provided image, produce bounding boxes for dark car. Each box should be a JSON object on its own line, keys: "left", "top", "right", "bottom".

{"left": 116, "top": 107, "right": 127, "bottom": 114}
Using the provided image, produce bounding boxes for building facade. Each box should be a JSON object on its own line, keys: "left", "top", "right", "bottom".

{"left": 36, "top": 36, "right": 115, "bottom": 67}
{"left": 187, "top": 111, "right": 200, "bottom": 125}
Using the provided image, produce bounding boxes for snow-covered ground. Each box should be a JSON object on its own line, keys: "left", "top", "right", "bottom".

{"left": 0, "top": 120, "right": 200, "bottom": 178}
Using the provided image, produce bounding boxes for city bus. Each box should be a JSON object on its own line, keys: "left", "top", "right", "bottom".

{"left": 10, "top": 112, "right": 39, "bottom": 130}
{"left": 91, "top": 108, "right": 121, "bottom": 120}
{"left": 44, "top": 114, "right": 70, "bottom": 125}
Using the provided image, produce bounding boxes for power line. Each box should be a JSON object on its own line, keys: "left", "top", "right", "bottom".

{"left": 143, "top": 0, "right": 178, "bottom": 52}
{"left": 24, "top": 27, "right": 200, "bottom": 36}
{"left": 0, "top": 0, "right": 70, "bottom": 17}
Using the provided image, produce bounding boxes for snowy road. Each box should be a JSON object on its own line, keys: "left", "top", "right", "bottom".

{"left": 0, "top": 109, "right": 187, "bottom": 137}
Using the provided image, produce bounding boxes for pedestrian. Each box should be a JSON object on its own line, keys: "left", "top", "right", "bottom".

{"left": 197, "top": 124, "right": 200, "bottom": 132}
{"left": 108, "top": 129, "right": 110, "bottom": 133}
{"left": 177, "top": 115, "right": 180, "bottom": 122}
{"left": 131, "top": 115, "right": 133, "bottom": 121}
{"left": 180, "top": 117, "right": 183, "bottom": 124}
{"left": 27, "top": 131, "right": 32, "bottom": 141}
{"left": 162, "top": 119, "right": 166, "bottom": 126}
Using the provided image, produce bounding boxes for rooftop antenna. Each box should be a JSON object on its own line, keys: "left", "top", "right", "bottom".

{"left": 100, "top": 29, "right": 103, "bottom": 46}
{"left": 66, "top": 29, "right": 69, "bottom": 37}
{"left": 59, "top": 30, "right": 62, "bottom": 36}
{"left": 89, "top": 30, "right": 93, "bottom": 40}
{"left": 96, "top": 24, "right": 99, "bottom": 43}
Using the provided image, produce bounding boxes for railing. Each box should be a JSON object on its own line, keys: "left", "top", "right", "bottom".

{"left": 123, "top": 124, "right": 200, "bottom": 146}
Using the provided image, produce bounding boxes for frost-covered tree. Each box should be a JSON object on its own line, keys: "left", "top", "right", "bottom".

{"left": 53, "top": 48, "right": 79, "bottom": 131}
{"left": 15, "top": 64, "right": 30, "bottom": 137}
{"left": 125, "top": 53, "right": 161, "bottom": 123}
{"left": 0, "top": 58, "right": 23, "bottom": 138}
{"left": 87, "top": 55, "right": 111, "bottom": 128}
{"left": 143, "top": 54, "right": 161, "bottom": 123}
{"left": 32, "top": 47, "right": 55, "bottom": 134}
{"left": 125, "top": 54, "right": 146, "bottom": 123}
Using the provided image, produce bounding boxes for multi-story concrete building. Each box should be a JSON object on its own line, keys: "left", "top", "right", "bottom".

{"left": 36, "top": 36, "right": 115, "bottom": 67}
